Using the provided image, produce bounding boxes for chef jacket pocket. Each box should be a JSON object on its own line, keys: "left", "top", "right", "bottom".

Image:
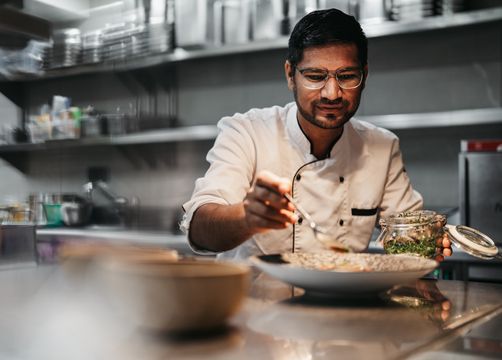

{"left": 351, "top": 207, "right": 378, "bottom": 216}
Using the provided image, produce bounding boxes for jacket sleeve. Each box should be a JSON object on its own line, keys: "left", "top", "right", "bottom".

{"left": 180, "top": 115, "right": 256, "bottom": 234}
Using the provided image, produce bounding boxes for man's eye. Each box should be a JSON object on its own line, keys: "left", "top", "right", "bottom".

{"left": 338, "top": 73, "right": 359, "bottom": 81}
{"left": 304, "top": 73, "right": 326, "bottom": 82}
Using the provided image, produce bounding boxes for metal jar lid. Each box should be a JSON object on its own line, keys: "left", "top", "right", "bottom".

{"left": 445, "top": 224, "right": 500, "bottom": 260}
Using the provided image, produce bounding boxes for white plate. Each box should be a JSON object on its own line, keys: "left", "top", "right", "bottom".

{"left": 250, "top": 253, "right": 438, "bottom": 297}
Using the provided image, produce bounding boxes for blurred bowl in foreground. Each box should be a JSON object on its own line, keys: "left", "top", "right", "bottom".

{"left": 101, "top": 257, "right": 250, "bottom": 333}
{"left": 58, "top": 242, "right": 179, "bottom": 274}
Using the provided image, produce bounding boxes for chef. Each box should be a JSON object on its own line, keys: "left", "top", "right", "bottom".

{"left": 181, "top": 8, "right": 452, "bottom": 261}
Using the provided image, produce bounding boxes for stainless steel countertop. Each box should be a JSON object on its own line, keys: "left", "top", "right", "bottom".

{"left": 36, "top": 226, "right": 194, "bottom": 254}
{"left": 38, "top": 225, "right": 501, "bottom": 263}
{"left": 0, "top": 264, "right": 501, "bottom": 359}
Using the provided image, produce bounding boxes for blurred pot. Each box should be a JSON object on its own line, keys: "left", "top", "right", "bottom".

{"left": 61, "top": 195, "right": 92, "bottom": 227}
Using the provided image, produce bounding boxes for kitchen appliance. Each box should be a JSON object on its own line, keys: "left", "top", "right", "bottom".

{"left": 459, "top": 139, "right": 502, "bottom": 246}
{"left": 61, "top": 195, "right": 93, "bottom": 227}
{"left": 0, "top": 224, "right": 37, "bottom": 264}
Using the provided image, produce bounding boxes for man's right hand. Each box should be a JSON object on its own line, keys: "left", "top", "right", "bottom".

{"left": 243, "top": 170, "right": 298, "bottom": 233}
{"left": 189, "top": 170, "right": 298, "bottom": 252}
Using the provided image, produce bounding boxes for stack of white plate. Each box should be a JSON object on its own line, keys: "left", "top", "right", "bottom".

{"left": 102, "top": 23, "right": 129, "bottom": 61}
{"left": 40, "top": 41, "right": 53, "bottom": 71}
{"left": 102, "top": 23, "right": 149, "bottom": 61}
{"left": 439, "top": 0, "right": 464, "bottom": 15}
{"left": 82, "top": 30, "right": 103, "bottom": 64}
{"left": 128, "top": 24, "right": 149, "bottom": 58}
{"left": 50, "top": 28, "right": 82, "bottom": 68}
{"left": 389, "top": 0, "right": 435, "bottom": 21}
{"left": 389, "top": 0, "right": 465, "bottom": 21}
{"left": 147, "top": 22, "right": 173, "bottom": 54}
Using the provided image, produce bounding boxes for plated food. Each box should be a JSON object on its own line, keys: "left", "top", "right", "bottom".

{"left": 251, "top": 252, "right": 438, "bottom": 297}
{"left": 282, "top": 252, "right": 437, "bottom": 273}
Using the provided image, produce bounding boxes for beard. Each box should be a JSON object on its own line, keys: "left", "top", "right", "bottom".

{"left": 293, "top": 88, "right": 357, "bottom": 130}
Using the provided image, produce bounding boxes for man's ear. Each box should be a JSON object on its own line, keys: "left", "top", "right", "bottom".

{"left": 284, "top": 61, "right": 295, "bottom": 90}
{"left": 361, "top": 64, "right": 368, "bottom": 90}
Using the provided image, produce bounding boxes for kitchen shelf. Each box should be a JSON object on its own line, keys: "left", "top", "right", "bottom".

{"left": 1, "top": 107, "right": 500, "bottom": 172}
{"left": 0, "top": 125, "right": 219, "bottom": 153}
{"left": 3, "top": 7, "right": 502, "bottom": 82}
{"left": 1, "top": 108, "right": 500, "bottom": 155}
{"left": 0, "top": 6, "right": 51, "bottom": 42}
{"left": 360, "top": 107, "right": 502, "bottom": 130}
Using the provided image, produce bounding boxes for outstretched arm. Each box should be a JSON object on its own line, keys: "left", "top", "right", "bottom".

{"left": 189, "top": 171, "right": 298, "bottom": 252}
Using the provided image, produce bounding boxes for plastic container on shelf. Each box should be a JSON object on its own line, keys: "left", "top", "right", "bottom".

{"left": 80, "top": 105, "right": 101, "bottom": 138}
{"left": 27, "top": 116, "right": 51, "bottom": 143}
{"left": 43, "top": 203, "right": 63, "bottom": 227}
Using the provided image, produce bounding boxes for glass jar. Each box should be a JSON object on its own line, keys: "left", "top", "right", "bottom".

{"left": 377, "top": 209, "right": 501, "bottom": 260}
{"left": 377, "top": 210, "right": 446, "bottom": 258}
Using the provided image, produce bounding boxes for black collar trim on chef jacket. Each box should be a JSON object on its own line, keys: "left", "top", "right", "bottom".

{"left": 295, "top": 115, "right": 345, "bottom": 160}
{"left": 290, "top": 159, "right": 325, "bottom": 253}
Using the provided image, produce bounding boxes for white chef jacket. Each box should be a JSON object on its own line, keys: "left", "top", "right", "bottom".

{"left": 181, "top": 102, "right": 423, "bottom": 260}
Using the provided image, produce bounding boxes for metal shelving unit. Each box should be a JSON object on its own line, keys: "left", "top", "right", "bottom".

{"left": 0, "top": 125, "right": 219, "bottom": 172}
{"left": 0, "top": 125, "right": 219, "bottom": 153}
{"left": 360, "top": 107, "right": 502, "bottom": 130}
{"left": 3, "top": 7, "right": 502, "bottom": 82}
{"left": 1, "top": 6, "right": 501, "bottom": 164}
{"left": 1, "top": 107, "right": 501, "bottom": 155}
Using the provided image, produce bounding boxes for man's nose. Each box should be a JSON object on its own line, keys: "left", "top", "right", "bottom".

{"left": 321, "top": 76, "right": 343, "bottom": 100}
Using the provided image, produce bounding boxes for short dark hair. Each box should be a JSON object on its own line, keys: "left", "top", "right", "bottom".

{"left": 287, "top": 8, "right": 368, "bottom": 68}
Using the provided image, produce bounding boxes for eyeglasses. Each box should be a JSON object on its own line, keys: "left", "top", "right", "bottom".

{"left": 296, "top": 67, "right": 363, "bottom": 90}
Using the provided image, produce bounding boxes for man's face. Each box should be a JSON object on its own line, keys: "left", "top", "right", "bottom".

{"left": 285, "top": 43, "right": 367, "bottom": 130}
